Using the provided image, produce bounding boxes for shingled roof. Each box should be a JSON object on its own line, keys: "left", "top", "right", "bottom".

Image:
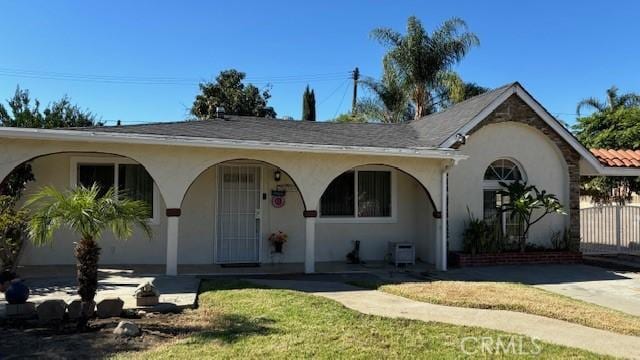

{"left": 71, "top": 83, "right": 518, "bottom": 150}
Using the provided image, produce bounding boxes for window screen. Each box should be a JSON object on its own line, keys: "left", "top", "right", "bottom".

{"left": 358, "top": 171, "right": 391, "bottom": 217}
{"left": 320, "top": 171, "right": 355, "bottom": 216}
{"left": 77, "top": 164, "right": 115, "bottom": 197}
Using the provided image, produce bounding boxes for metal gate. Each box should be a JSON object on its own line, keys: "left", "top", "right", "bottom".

{"left": 580, "top": 205, "right": 640, "bottom": 254}
{"left": 216, "top": 165, "right": 262, "bottom": 263}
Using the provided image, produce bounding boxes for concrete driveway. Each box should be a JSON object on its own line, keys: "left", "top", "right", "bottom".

{"left": 441, "top": 264, "right": 640, "bottom": 316}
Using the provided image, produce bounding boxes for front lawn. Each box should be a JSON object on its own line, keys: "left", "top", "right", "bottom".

{"left": 121, "top": 279, "right": 605, "bottom": 359}
{"left": 350, "top": 279, "right": 640, "bottom": 336}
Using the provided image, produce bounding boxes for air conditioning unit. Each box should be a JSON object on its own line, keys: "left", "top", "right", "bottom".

{"left": 388, "top": 242, "right": 415, "bottom": 267}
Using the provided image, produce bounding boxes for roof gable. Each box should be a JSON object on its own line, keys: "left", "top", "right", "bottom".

{"left": 412, "top": 82, "right": 606, "bottom": 172}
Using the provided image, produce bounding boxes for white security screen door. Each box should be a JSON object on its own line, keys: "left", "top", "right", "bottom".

{"left": 216, "top": 165, "right": 261, "bottom": 263}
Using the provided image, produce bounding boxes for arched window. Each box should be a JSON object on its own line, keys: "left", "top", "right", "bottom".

{"left": 483, "top": 159, "right": 523, "bottom": 182}
{"left": 482, "top": 159, "right": 525, "bottom": 240}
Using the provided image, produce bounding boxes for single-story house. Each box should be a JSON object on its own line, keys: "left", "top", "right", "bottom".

{"left": 0, "top": 82, "right": 633, "bottom": 275}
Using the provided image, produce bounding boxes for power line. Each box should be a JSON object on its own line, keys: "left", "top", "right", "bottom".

{"left": 0, "top": 66, "right": 351, "bottom": 86}
{"left": 317, "top": 80, "right": 349, "bottom": 106}
{"left": 333, "top": 80, "right": 351, "bottom": 119}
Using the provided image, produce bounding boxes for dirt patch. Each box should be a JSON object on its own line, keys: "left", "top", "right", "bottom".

{"left": 0, "top": 309, "right": 206, "bottom": 359}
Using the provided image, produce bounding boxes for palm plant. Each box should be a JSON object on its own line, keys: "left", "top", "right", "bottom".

{"left": 357, "top": 57, "right": 413, "bottom": 123}
{"left": 576, "top": 85, "right": 640, "bottom": 116}
{"left": 25, "top": 184, "right": 151, "bottom": 327}
{"left": 371, "top": 16, "right": 479, "bottom": 119}
{"left": 497, "top": 181, "right": 566, "bottom": 252}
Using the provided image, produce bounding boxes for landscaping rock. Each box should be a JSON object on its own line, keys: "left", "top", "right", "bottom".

{"left": 6, "top": 302, "right": 36, "bottom": 319}
{"left": 96, "top": 298, "right": 124, "bottom": 318}
{"left": 37, "top": 300, "right": 67, "bottom": 323}
{"left": 113, "top": 320, "right": 140, "bottom": 337}
{"left": 152, "top": 303, "right": 179, "bottom": 314}
{"left": 67, "top": 299, "right": 95, "bottom": 320}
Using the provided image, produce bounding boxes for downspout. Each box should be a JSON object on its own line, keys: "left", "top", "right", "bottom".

{"left": 439, "top": 160, "right": 455, "bottom": 271}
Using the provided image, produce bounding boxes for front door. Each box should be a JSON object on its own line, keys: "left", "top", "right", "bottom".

{"left": 216, "top": 165, "right": 261, "bottom": 263}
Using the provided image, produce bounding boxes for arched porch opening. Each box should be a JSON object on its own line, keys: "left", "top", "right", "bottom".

{"left": 313, "top": 164, "right": 438, "bottom": 269}
{"left": 2, "top": 151, "right": 169, "bottom": 267}
{"left": 177, "top": 159, "right": 307, "bottom": 269}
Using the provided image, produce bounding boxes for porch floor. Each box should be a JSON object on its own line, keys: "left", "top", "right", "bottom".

{"left": 14, "top": 261, "right": 435, "bottom": 278}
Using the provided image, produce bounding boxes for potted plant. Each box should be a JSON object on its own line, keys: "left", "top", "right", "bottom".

{"left": 134, "top": 281, "right": 160, "bottom": 307}
{"left": 269, "top": 231, "right": 288, "bottom": 253}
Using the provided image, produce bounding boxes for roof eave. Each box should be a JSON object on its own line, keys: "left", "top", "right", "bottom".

{"left": 0, "top": 127, "right": 468, "bottom": 161}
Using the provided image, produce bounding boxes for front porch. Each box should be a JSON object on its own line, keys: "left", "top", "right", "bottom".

{"left": 8, "top": 150, "right": 449, "bottom": 275}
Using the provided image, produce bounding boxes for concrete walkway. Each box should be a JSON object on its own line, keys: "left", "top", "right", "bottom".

{"left": 248, "top": 278, "right": 640, "bottom": 359}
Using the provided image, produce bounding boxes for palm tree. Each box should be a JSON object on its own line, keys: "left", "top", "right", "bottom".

{"left": 371, "top": 16, "right": 479, "bottom": 119}
{"left": 576, "top": 85, "right": 640, "bottom": 116}
{"left": 357, "top": 57, "right": 413, "bottom": 123}
{"left": 437, "top": 72, "right": 489, "bottom": 107}
{"left": 26, "top": 184, "right": 151, "bottom": 328}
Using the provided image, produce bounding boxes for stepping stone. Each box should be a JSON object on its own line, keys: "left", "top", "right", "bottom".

{"left": 96, "top": 298, "right": 124, "bottom": 318}
{"left": 152, "top": 303, "right": 179, "bottom": 314}
{"left": 37, "top": 300, "right": 67, "bottom": 323}
{"left": 113, "top": 320, "right": 140, "bottom": 337}
{"left": 67, "top": 299, "right": 95, "bottom": 320}
{"left": 6, "top": 302, "right": 36, "bottom": 319}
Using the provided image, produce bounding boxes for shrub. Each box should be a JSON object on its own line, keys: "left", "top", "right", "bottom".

{"left": 462, "top": 209, "right": 497, "bottom": 254}
{"left": 0, "top": 196, "right": 29, "bottom": 272}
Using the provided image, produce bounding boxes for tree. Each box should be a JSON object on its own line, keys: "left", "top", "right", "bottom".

{"left": 0, "top": 86, "right": 99, "bottom": 128}
{"left": 302, "top": 85, "right": 316, "bottom": 121}
{"left": 191, "top": 69, "right": 276, "bottom": 119}
{"left": 0, "top": 87, "right": 98, "bottom": 271}
{"left": 357, "top": 57, "right": 414, "bottom": 123}
{"left": 574, "top": 106, "right": 640, "bottom": 204}
{"left": 497, "top": 180, "right": 566, "bottom": 252}
{"left": 371, "top": 16, "right": 479, "bottom": 119}
{"left": 332, "top": 113, "right": 367, "bottom": 123}
{"left": 26, "top": 184, "right": 151, "bottom": 328}
{"left": 576, "top": 86, "right": 640, "bottom": 116}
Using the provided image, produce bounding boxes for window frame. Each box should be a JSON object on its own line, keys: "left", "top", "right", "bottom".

{"left": 70, "top": 156, "right": 160, "bottom": 224}
{"left": 318, "top": 166, "right": 397, "bottom": 224}
{"left": 481, "top": 158, "right": 526, "bottom": 237}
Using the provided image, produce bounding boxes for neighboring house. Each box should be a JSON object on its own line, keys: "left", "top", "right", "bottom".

{"left": 0, "top": 82, "right": 633, "bottom": 275}
{"left": 581, "top": 149, "right": 640, "bottom": 207}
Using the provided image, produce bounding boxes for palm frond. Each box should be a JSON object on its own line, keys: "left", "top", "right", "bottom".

{"left": 370, "top": 28, "right": 403, "bottom": 47}
{"left": 576, "top": 97, "right": 607, "bottom": 116}
{"left": 25, "top": 183, "right": 152, "bottom": 246}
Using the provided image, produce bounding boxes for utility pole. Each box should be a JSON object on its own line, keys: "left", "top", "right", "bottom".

{"left": 351, "top": 67, "right": 359, "bottom": 114}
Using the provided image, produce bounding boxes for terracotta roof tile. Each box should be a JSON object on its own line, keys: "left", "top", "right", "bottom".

{"left": 590, "top": 149, "right": 640, "bottom": 168}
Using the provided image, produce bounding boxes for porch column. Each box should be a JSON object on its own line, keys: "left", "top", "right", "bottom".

{"left": 165, "top": 208, "right": 181, "bottom": 276}
{"left": 303, "top": 210, "right": 317, "bottom": 273}
{"left": 436, "top": 164, "right": 450, "bottom": 271}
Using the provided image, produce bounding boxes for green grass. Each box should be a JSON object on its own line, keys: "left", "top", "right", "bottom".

{"left": 120, "top": 279, "right": 607, "bottom": 359}
{"left": 348, "top": 279, "right": 640, "bottom": 337}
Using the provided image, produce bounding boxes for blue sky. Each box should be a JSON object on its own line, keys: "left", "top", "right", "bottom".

{"left": 0, "top": 1, "right": 638, "bottom": 126}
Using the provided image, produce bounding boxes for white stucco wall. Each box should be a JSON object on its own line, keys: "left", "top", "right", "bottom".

{"left": 448, "top": 122, "right": 570, "bottom": 251}
{"left": 16, "top": 155, "right": 437, "bottom": 266}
